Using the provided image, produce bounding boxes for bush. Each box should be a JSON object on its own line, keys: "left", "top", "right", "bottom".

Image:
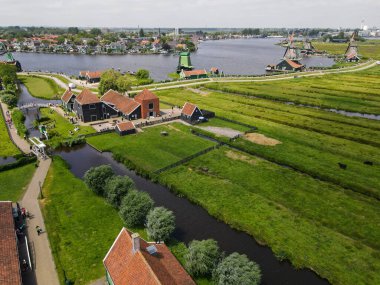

{"left": 185, "top": 239, "right": 221, "bottom": 277}
{"left": 12, "top": 109, "right": 28, "bottom": 137}
{"left": 136, "top": 69, "right": 150, "bottom": 80}
{"left": 104, "top": 175, "right": 135, "bottom": 207}
{"left": 119, "top": 190, "right": 154, "bottom": 227}
{"left": 213, "top": 252, "right": 261, "bottom": 285}
{"left": 1, "top": 94, "right": 17, "bottom": 107}
{"left": 83, "top": 165, "right": 114, "bottom": 196}
{"left": 146, "top": 207, "right": 175, "bottom": 243}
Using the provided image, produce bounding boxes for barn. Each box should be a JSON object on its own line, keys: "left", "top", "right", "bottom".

{"left": 115, "top": 121, "right": 136, "bottom": 136}
{"left": 181, "top": 102, "right": 203, "bottom": 123}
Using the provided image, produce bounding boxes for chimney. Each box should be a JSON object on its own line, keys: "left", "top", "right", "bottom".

{"left": 131, "top": 233, "right": 140, "bottom": 253}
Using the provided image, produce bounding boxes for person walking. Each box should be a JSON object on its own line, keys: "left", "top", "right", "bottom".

{"left": 36, "top": 225, "right": 42, "bottom": 235}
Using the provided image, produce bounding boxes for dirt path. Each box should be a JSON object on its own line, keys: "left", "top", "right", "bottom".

{"left": 20, "top": 158, "right": 60, "bottom": 285}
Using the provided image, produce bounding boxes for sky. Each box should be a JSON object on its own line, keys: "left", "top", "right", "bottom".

{"left": 0, "top": 0, "right": 379, "bottom": 28}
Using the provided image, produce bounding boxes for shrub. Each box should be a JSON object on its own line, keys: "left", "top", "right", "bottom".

{"left": 119, "top": 190, "right": 154, "bottom": 227}
{"left": 12, "top": 109, "right": 28, "bottom": 137}
{"left": 104, "top": 175, "right": 135, "bottom": 207}
{"left": 146, "top": 207, "right": 175, "bottom": 243}
{"left": 83, "top": 165, "right": 114, "bottom": 196}
{"left": 1, "top": 94, "right": 17, "bottom": 107}
{"left": 136, "top": 69, "right": 150, "bottom": 80}
{"left": 185, "top": 239, "right": 221, "bottom": 277}
{"left": 213, "top": 252, "right": 261, "bottom": 285}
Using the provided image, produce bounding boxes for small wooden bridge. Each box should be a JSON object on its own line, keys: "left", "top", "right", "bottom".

{"left": 18, "top": 103, "right": 54, "bottom": 110}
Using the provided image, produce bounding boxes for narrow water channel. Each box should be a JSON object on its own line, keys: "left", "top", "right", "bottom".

{"left": 56, "top": 144, "right": 330, "bottom": 285}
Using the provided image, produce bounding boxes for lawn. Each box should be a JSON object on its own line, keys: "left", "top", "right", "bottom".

{"left": 0, "top": 109, "right": 20, "bottom": 157}
{"left": 41, "top": 156, "right": 209, "bottom": 285}
{"left": 87, "top": 123, "right": 216, "bottom": 172}
{"left": 38, "top": 108, "right": 95, "bottom": 148}
{"left": 0, "top": 163, "right": 36, "bottom": 201}
{"left": 19, "top": 75, "right": 64, "bottom": 100}
{"left": 159, "top": 147, "right": 380, "bottom": 285}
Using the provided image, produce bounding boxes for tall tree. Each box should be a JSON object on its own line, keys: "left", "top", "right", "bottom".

{"left": 146, "top": 207, "right": 175, "bottom": 242}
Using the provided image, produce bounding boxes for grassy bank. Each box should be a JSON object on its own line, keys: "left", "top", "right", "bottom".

{"left": 0, "top": 108, "right": 20, "bottom": 157}
{"left": 38, "top": 108, "right": 95, "bottom": 148}
{"left": 0, "top": 162, "right": 36, "bottom": 201}
{"left": 12, "top": 109, "right": 28, "bottom": 137}
{"left": 19, "top": 75, "right": 64, "bottom": 100}
{"left": 87, "top": 123, "right": 215, "bottom": 173}
{"left": 313, "top": 40, "right": 380, "bottom": 59}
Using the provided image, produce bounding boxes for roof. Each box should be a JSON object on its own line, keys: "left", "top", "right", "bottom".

{"left": 101, "top": 90, "right": 141, "bottom": 115}
{"left": 116, "top": 122, "right": 135, "bottom": 132}
{"left": 284, "top": 59, "right": 304, "bottom": 69}
{"left": 75, "top": 89, "right": 100, "bottom": 105}
{"left": 134, "top": 89, "right": 158, "bottom": 102}
{"left": 61, "top": 89, "right": 75, "bottom": 103}
{"left": 182, "top": 102, "right": 201, "bottom": 117}
{"left": 79, "top": 70, "right": 88, "bottom": 76}
{"left": 86, "top": 71, "right": 103, "bottom": 79}
{"left": 0, "top": 202, "right": 22, "bottom": 285}
{"left": 104, "top": 228, "right": 195, "bottom": 285}
{"left": 210, "top": 67, "right": 219, "bottom": 72}
{"left": 182, "top": 69, "right": 207, "bottom": 77}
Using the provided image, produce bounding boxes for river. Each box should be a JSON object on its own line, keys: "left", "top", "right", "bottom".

{"left": 17, "top": 86, "right": 329, "bottom": 284}
{"left": 14, "top": 38, "right": 334, "bottom": 81}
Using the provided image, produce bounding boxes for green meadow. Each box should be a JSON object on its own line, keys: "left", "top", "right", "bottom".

{"left": 19, "top": 75, "right": 64, "bottom": 100}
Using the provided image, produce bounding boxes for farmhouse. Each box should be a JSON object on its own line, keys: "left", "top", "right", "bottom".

{"left": 86, "top": 71, "right": 103, "bottom": 83}
{"left": 181, "top": 102, "right": 203, "bottom": 123}
{"left": 180, "top": 69, "right": 208, "bottom": 80}
{"left": 0, "top": 201, "right": 22, "bottom": 285}
{"left": 103, "top": 228, "right": 195, "bottom": 285}
{"left": 73, "top": 89, "right": 104, "bottom": 122}
{"left": 101, "top": 90, "right": 141, "bottom": 120}
{"left": 115, "top": 121, "right": 136, "bottom": 136}
{"left": 275, "top": 59, "right": 305, "bottom": 72}
{"left": 134, "top": 89, "right": 160, "bottom": 119}
{"left": 61, "top": 89, "right": 76, "bottom": 111}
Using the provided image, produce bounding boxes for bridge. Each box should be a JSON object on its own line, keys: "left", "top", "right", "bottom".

{"left": 18, "top": 103, "right": 57, "bottom": 110}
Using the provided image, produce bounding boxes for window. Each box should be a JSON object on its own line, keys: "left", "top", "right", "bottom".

{"left": 148, "top": 103, "right": 154, "bottom": 109}
{"left": 89, "top": 104, "right": 96, "bottom": 109}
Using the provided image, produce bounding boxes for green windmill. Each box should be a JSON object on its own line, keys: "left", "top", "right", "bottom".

{"left": 177, "top": 52, "right": 193, "bottom": 73}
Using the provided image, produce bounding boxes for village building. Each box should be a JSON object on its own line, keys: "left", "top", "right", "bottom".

{"left": 210, "top": 67, "right": 219, "bottom": 75}
{"left": 0, "top": 201, "right": 22, "bottom": 285}
{"left": 103, "top": 228, "right": 195, "bottom": 285}
{"left": 115, "top": 121, "right": 136, "bottom": 136}
{"left": 275, "top": 58, "right": 305, "bottom": 72}
{"left": 73, "top": 89, "right": 104, "bottom": 122}
{"left": 180, "top": 69, "right": 208, "bottom": 80}
{"left": 100, "top": 90, "right": 141, "bottom": 120}
{"left": 181, "top": 102, "right": 204, "bottom": 123}
{"left": 61, "top": 89, "right": 76, "bottom": 111}
{"left": 85, "top": 71, "right": 103, "bottom": 83}
{"left": 134, "top": 89, "right": 160, "bottom": 118}
{"left": 345, "top": 34, "right": 360, "bottom": 62}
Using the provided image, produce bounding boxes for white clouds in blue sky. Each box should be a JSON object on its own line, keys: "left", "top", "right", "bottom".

{"left": 0, "top": 0, "right": 378, "bottom": 28}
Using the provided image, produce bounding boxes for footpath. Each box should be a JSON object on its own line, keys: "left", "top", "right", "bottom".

{"left": 1, "top": 102, "right": 60, "bottom": 285}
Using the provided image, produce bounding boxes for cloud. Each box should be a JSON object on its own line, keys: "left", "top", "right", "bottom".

{"left": 0, "top": 0, "right": 378, "bottom": 27}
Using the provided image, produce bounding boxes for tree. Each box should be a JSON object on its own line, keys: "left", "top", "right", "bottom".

{"left": 119, "top": 190, "right": 154, "bottom": 227}
{"left": 99, "top": 69, "right": 121, "bottom": 95}
{"left": 146, "top": 207, "right": 175, "bottom": 243}
{"left": 90, "top": 28, "right": 102, "bottom": 36}
{"left": 162, "top": 42, "right": 171, "bottom": 51}
{"left": 0, "top": 94, "right": 17, "bottom": 107}
{"left": 116, "top": 75, "right": 132, "bottom": 93}
{"left": 68, "top": 27, "right": 79, "bottom": 34}
{"left": 104, "top": 176, "right": 135, "bottom": 207}
{"left": 139, "top": 28, "right": 145, "bottom": 37}
{"left": 83, "top": 165, "right": 114, "bottom": 196}
{"left": 57, "top": 35, "right": 65, "bottom": 44}
{"left": 136, "top": 69, "right": 150, "bottom": 80}
{"left": 185, "top": 239, "right": 220, "bottom": 277}
{"left": 213, "top": 253, "right": 261, "bottom": 285}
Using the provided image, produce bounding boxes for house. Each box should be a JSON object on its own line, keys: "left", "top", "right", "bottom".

{"left": 115, "top": 122, "right": 136, "bottom": 136}
{"left": 101, "top": 90, "right": 141, "bottom": 120}
{"left": 180, "top": 69, "right": 208, "bottom": 80}
{"left": 73, "top": 89, "right": 104, "bottom": 122}
{"left": 181, "top": 102, "right": 204, "bottom": 123}
{"left": 79, "top": 70, "right": 88, "bottom": 80}
{"left": 134, "top": 89, "right": 160, "bottom": 119}
{"left": 210, "top": 67, "right": 219, "bottom": 75}
{"left": 177, "top": 52, "right": 193, "bottom": 72}
{"left": 61, "top": 89, "right": 76, "bottom": 111}
{"left": 0, "top": 201, "right": 22, "bottom": 285}
{"left": 86, "top": 71, "right": 103, "bottom": 83}
{"left": 103, "top": 228, "right": 195, "bottom": 285}
{"left": 275, "top": 59, "right": 305, "bottom": 72}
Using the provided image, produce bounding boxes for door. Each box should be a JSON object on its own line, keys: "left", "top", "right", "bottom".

{"left": 91, "top": 115, "right": 97, "bottom": 121}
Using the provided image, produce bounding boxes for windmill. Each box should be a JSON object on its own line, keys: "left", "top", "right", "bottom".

{"left": 0, "top": 42, "right": 22, "bottom": 71}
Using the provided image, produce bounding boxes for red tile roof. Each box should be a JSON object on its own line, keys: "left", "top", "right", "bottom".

{"left": 104, "top": 228, "right": 195, "bottom": 285}
{"left": 101, "top": 90, "right": 141, "bottom": 115}
{"left": 134, "top": 89, "right": 158, "bottom": 102}
{"left": 79, "top": 70, "right": 88, "bottom": 76}
{"left": 210, "top": 67, "right": 219, "bottom": 73}
{"left": 61, "top": 89, "right": 75, "bottom": 103}
{"left": 181, "top": 102, "right": 201, "bottom": 117}
{"left": 285, "top": 59, "right": 304, "bottom": 69}
{"left": 116, "top": 122, "right": 136, "bottom": 132}
{"left": 0, "top": 202, "right": 22, "bottom": 285}
{"left": 75, "top": 89, "right": 100, "bottom": 105}
{"left": 182, "top": 69, "right": 207, "bottom": 77}
{"left": 86, "top": 71, "right": 103, "bottom": 79}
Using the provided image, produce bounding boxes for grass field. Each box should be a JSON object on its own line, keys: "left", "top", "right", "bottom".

{"left": 0, "top": 109, "right": 19, "bottom": 157}
{"left": 0, "top": 163, "right": 36, "bottom": 201}
{"left": 38, "top": 108, "right": 95, "bottom": 148}
{"left": 42, "top": 156, "right": 209, "bottom": 285}
{"left": 19, "top": 75, "right": 64, "bottom": 100}
{"left": 87, "top": 123, "right": 215, "bottom": 172}
{"left": 313, "top": 40, "right": 380, "bottom": 59}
